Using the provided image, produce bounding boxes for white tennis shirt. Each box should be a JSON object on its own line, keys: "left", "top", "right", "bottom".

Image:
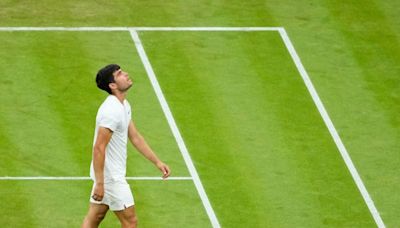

{"left": 90, "top": 95, "right": 131, "bottom": 183}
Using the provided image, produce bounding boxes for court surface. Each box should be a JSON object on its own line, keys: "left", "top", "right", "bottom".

{"left": 0, "top": 1, "right": 399, "bottom": 227}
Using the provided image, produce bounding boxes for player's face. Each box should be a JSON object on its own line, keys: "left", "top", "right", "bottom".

{"left": 112, "top": 69, "right": 133, "bottom": 92}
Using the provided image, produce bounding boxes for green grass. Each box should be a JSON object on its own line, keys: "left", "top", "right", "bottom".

{"left": 0, "top": 180, "right": 208, "bottom": 228}
{"left": 0, "top": 0, "right": 399, "bottom": 227}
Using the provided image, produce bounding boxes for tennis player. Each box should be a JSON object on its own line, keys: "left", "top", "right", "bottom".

{"left": 82, "top": 64, "right": 171, "bottom": 228}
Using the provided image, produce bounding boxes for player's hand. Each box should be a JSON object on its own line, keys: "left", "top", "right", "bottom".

{"left": 156, "top": 161, "right": 171, "bottom": 179}
{"left": 92, "top": 182, "right": 104, "bottom": 201}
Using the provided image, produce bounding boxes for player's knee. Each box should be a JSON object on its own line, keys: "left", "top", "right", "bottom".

{"left": 96, "top": 214, "right": 106, "bottom": 222}
{"left": 94, "top": 212, "right": 106, "bottom": 223}
{"left": 82, "top": 212, "right": 106, "bottom": 227}
{"left": 123, "top": 214, "right": 137, "bottom": 228}
{"left": 129, "top": 214, "right": 138, "bottom": 227}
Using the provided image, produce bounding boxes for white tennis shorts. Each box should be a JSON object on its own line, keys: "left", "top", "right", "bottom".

{"left": 90, "top": 180, "right": 135, "bottom": 211}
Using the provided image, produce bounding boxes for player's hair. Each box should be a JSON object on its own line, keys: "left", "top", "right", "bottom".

{"left": 96, "top": 64, "right": 120, "bottom": 94}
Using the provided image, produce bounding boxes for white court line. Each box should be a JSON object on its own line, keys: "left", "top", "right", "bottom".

{"left": 0, "top": 27, "right": 281, "bottom": 32}
{"left": 0, "top": 176, "right": 192, "bottom": 180}
{"left": 134, "top": 27, "right": 281, "bottom": 31}
{"left": 129, "top": 29, "right": 220, "bottom": 228}
{"left": 278, "top": 28, "right": 385, "bottom": 228}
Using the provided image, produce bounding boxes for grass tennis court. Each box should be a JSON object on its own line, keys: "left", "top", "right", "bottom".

{"left": 0, "top": 1, "right": 399, "bottom": 228}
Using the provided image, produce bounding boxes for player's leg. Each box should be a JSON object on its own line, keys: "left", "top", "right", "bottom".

{"left": 114, "top": 206, "right": 138, "bottom": 228}
{"left": 81, "top": 203, "right": 109, "bottom": 228}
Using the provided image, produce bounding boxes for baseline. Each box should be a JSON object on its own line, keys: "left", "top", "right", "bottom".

{"left": 0, "top": 27, "right": 281, "bottom": 32}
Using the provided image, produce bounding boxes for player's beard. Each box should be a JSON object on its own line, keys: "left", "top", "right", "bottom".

{"left": 119, "top": 83, "right": 133, "bottom": 92}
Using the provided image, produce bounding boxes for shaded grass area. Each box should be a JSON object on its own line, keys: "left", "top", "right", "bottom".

{"left": 0, "top": 180, "right": 207, "bottom": 227}
{"left": 0, "top": 0, "right": 276, "bottom": 27}
{"left": 138, "top": 31, "right": 375, "bottom": 227}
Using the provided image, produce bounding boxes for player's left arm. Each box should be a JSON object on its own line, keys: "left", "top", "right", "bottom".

{"left": 128, "top": 120, "right": 171, "bottom": 178}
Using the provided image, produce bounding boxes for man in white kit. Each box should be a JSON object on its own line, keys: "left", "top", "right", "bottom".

{"left": 82, "top": 64, "right": 171, "bottom": 228}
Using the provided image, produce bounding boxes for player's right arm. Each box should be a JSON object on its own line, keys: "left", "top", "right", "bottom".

{"left": 92, "top": 127, "right": 113, "bottom": 201}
